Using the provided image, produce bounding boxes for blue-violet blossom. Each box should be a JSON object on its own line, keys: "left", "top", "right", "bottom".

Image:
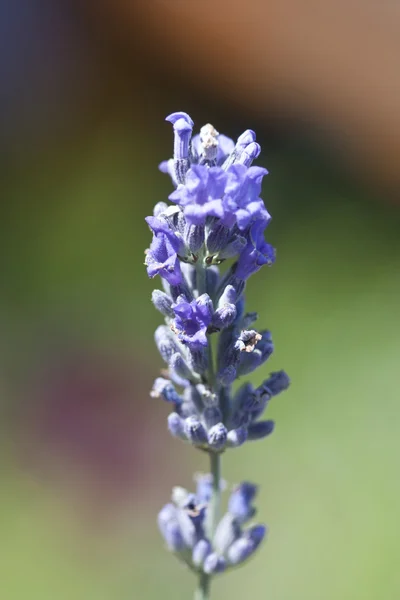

{"left": 145, "top": 112, "right": 290, "bottom": 599}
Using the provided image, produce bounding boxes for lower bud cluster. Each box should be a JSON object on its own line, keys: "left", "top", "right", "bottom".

{"left": 159, "top": 368, "right": 289, "bottom": 452}
{"left": 158, "top": 475, "right": 267, "bottom": 574}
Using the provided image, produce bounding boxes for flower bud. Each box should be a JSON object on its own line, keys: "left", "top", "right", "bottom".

{"left": 212, "top": 303, "right": 237, "bottom": 330}
{"left": 155, "top": 325, "right": 182, "bottom": 363}
{"left": 184, "top": 223, "right": 205, "bottom": 253}
{"left": 203, "top": 553, "right": 226, "bottom": 575}
{"left": 152, "top": 289, "right": 175, "bottom": 318}
{"left": 208, "top": 423, "right": 228, "bottom": 450}
{"left": 184, "top": 416, "right": 208, "bottom": 445}
{"left": 228, "top": 482, "right": 258, "bottom": 524}
{"left": 247, "top": 420, "right": 275, "bottom": 441}
{"left": 167, "top": 412, "right": 186, "bottom": 440}
{"left": 213, "top": 513, "right": 241, "bottom": 555}
{"left": 227, "top": 427, "right": 248, "bottom": 448}
{"left": 151, "top": 378, "right": 182, "bottom": 404}
{"left": 157, "top": 504, "right": 185, "bottom": 552}
{"left": 217, "top": 285, "right": 236, "bottom": 308}
{"left": 227, "top": 524, "right": 267, "bottom": 565}
{"left": 238, "top": 141, "right": 261, "bottom": 167}
{"left": 169, "top": 352, "right": 193, "bottom": 381}
{"left": 192, "top": 539, "right": 212, "bottom": 568}
{"left": 236, "top": 330, "right": 274, "bottom": 376}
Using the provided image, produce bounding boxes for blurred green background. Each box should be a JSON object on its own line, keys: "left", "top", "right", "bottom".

{"left": 1, "top": 2, "right": 400, "bottom": 599}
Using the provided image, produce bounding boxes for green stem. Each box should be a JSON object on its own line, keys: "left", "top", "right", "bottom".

{"left": 195, "top": 259, "right": 206, "bottom": 296}
{"left": 194, "top": 572, "right": 210, "bottom": 600}
{"left": 194, "top": 452, "right": 222, "bottom": 600}
{"left": 209, "top": 452, "right": 222, "bottom": 537}
{"left": 194, "top": 257, "right": 221, "bottom": 600}
{"left": 207, "top": 339, "right": 216, "bottom": 391}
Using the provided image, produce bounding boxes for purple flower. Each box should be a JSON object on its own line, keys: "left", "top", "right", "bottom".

{"left": 172, "top": 294, "right": 213, "bottom": 350}
{"left": 160, "top": 115, "right": 272, "bottom": 243}
{"left": 169, "top": 352, "right": 193, "bottom": 382}
{"left": 167, "top": 412, "right": 186, "bottom": 440}
{"left": 235, "top": 329, "right": 262, "bottom": 353}
{"left": 154, "top": 325, "right": 182, "bottom": 363}
{"left": 227, "top": 524, "right": 267, "bottom": 565}
{"left": 228, "top": 482, "right": 258, "bottom": 523}
{"left": 184, "top": 416, "right": 208, "bottom": 445}
{"left": 169, "top": 165, "right": 226, "bottom": 225}
{"left": 145, "top": 237, "right": 182, "bottom": 285}
{"left": 236, "top": 330, "right": 274, "bottom": 376}
{"left": 158, "top": 506, "right": 185, "bottom": 552}
{"left": 145, "top": 217, "right": 184, "bottom": 285}
{"left": 161, "top": 118, "right": 264, "bottom": 183}
{"left": 159, "top": 112, "right": 194, "bottom": 185}
{"left": 158, "top": 477, "right": 266, "bottom": 573}
{"left": 145, "top": 215, "right": 181, "bottom": 242}
{"left": 221, "top": 129, "right": 257, "bottom": 170}
{"left": 227, "top": 427, "right": 248, "bottom": 448}
{"left": 150, "top": 377, "right": 182, "bottom": 404}
{"left": 213, "top": 513, "right": 241, "bottom": 554}
{"left": 247, "top": 420, "right": 275, "bottom": 440}
{"left": 203, "top": 553, "right": 226, "bottom": 574}
{"left": 166, "top": 112, "right": 194, "bottom": 161}
{"left": 151, "top": 289, "right": 174, "bottom": 317}
{"left": 192, "top": 539, "right": 212, "bottom": 568}
{"left": 261, "top": 370, "right": 291, "bottom": 397}
{"left": 237, "top": 142, "right": 261, "bottom": 167}
{"left": 167, "top": 163, "right": 270, "bottom": 233}
{"left": 248, "top": 370, "right": 291, "bottom": 420}
{"left": 158, "top": 487, "right": 209, "bottom": 550}
{"left": 222, "top": 164, "right": 270, "bottom": 230}
{"left": 212, "top": 302, "right": 237, "bottom": 330}
{"left": 207, "top": 422, "right": 228, "bottom": 450}
{"left": 235, "top": 220, "right": 276, "bottom": 280}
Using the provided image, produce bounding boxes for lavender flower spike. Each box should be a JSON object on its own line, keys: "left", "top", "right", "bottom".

{"left": 145, "top": 111, "right": 291, "bottom": 599}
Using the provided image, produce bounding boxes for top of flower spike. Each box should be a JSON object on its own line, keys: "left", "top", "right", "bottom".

{"left": 160, "top": 110, "right": 266, "bottom": 179}
{"left": 159, "top": 112, "right": 271, "bottom": 229}
{"left": 145, "top": 111, "right": 276, "bottom": 281}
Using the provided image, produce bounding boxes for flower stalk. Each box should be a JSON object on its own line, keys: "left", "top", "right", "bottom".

{"left": 146, "top": 112, "right": 290, "bottom": 599}
{"left": 195, "top": 572, "right": 210, "bottom": 600}
{"left": 208, "top": 453, "right": 221, "bottom": 540}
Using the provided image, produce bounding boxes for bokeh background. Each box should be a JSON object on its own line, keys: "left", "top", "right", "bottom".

{"left": 1, "top": 1, "right": 400, "bottom": 599}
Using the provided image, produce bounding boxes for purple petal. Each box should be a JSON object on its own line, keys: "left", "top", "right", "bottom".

{"left": 165, "top": 111, "right": 194, "bottom": 127}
